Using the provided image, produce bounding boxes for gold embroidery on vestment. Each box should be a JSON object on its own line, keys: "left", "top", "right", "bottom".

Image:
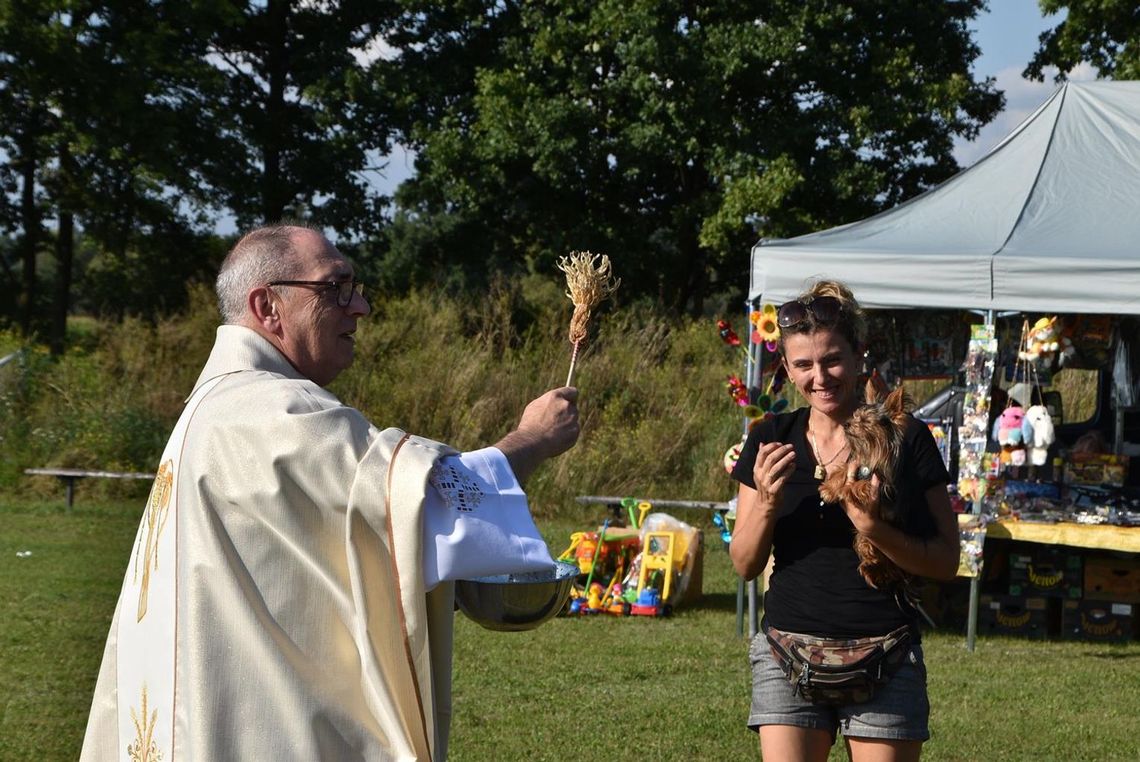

{"left": 134, "top": 460, "right": 173, "bottom": 622}
{"left": 127, "top": 683, "right": 163, "bottom": 761}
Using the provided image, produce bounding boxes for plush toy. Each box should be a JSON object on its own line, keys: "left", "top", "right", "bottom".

{"left": 1021, "top": 404, "right": 1055, "bottom": 467}
{"left": 992, "top": 406, "right": 1027, "bottom": 466}
{"left": 1019, "top": 316, "right": 1061, "bottom": 363}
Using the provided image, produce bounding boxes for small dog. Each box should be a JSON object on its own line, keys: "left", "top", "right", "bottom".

{"left": 819, "top": 383, "right": 912, "bottom": 589}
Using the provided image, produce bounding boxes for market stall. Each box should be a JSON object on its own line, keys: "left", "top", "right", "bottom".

{"left": 743, "top": 80, "right": 1140, "bottom": 645}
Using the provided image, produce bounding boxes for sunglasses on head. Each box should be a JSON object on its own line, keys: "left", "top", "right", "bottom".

{"left": 776, "top": 295, "right": 842, "bottom": 328}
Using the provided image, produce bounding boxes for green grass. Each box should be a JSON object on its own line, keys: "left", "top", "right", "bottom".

{"left": 2, "top": 504, "right": 1139, "bottom": 760}
{"left": 0, "top": 499, "right": 139, "bottom": 760}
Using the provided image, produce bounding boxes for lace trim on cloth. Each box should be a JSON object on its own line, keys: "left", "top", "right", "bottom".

{"left": 429, "top": 462, "right": 485, "bottom": 513}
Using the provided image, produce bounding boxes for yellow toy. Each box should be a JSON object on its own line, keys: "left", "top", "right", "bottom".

{"left": 636, "top": 531, "right": 678, "bottom": 602}
{"left": 1018, "top": 316, "right": 1060, "bottom": 363}
{"left": 586, "top": 582, "right": 605, "bottom": 611}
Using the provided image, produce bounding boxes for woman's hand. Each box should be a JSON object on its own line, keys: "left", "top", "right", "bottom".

{"left": 838, "top": 467, "right": 883, "bottom": 533}
{"left": 752, "top": 442, "right": 795, "bottom": 510}
{"left": 731, "top": 441, "right": 794, "bottom": 580}
{"left": 841, "top": 475, "right": 962, "bottom": 581}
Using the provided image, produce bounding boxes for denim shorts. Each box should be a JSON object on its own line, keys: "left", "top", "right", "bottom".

{"left": 747, "top": 631, "right": 930, "bottom": 742}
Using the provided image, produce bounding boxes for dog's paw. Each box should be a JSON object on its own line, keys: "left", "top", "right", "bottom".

{"left": 818, "top": 479, "right": 844, "bottom": 504}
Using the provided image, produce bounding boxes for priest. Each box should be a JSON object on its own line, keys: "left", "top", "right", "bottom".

{"left": 80, "top": 224, "right": 579, "bottom": 761}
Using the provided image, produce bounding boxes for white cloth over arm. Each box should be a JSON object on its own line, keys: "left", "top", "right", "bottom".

{"left": 423, "top": 446, "right": 555, "bottom": 588}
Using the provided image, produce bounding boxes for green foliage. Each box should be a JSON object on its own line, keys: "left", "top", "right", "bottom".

{"left": 0, "top": 499, "right": 142, "bottom": 760}
{"left": 1027, "top": 1, "right": 1140, "bottom": 81}
{"left": 0, "top": 287, "right": 219, "bottom": 494}
{"left": 337, "top": 276, "right": 744, "bottom": 513}
{"left": 382, "top": 0, "right": 1002, "bottom": 312}
{"left": 189, "top": 0, "right": 398, "bottom": 235}
{"left": 4, "top": 1, "right": 1006, "bottom": 342}
{"left": 2, "top": 278, "right": 746, "bottom": 509}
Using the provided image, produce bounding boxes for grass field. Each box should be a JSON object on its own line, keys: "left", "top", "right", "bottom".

{"left": 2, "top": 500, "right": 1139, "bottom": 761}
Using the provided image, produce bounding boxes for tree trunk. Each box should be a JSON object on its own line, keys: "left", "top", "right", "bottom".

{"left": 262, "top": 0, "right": 289, "bottom": 222}
{"left": 50, "top": 139, "right": 77, "bottom": 355}
{"left": 18, "top": 127, "right": 40, "bottom": 337}
{"left": 51, "top": 211, "right": 74, "bottom": 356}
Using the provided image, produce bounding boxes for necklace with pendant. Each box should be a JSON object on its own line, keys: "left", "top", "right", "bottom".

{"left": 808, "top": 422, "right": 848, "bottom": 481}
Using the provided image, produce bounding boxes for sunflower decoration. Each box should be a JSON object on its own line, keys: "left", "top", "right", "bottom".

{"left": 750, "top": 303, "right": 781, "bottom": 352}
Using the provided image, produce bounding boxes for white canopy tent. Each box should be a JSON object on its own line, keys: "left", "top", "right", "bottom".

{"left": 750, "top": 81, "right": 1140, "bottom": 315}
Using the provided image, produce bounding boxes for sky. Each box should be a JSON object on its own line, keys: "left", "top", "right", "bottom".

{"left": 954, "top": 0, "right": 1094, "bottom": 166}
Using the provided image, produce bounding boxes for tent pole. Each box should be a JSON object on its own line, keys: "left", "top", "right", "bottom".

{"left": 965, "top": 308, "right": 995, "bottom": 652}
{"left": 742, "top": 298, "right": 761, "bottom": 637}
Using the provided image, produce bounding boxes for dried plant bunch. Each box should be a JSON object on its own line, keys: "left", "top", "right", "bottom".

{"left": 558, "top": 251, "right": 620, "bottom": 345}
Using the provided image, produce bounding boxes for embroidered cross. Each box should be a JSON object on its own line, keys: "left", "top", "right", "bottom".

{"left": 430, "top": 462, "right": 484, "bottom": 513}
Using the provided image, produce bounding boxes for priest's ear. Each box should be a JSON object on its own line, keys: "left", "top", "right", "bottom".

{"left": 248, "top": 286, "right": 282, "bottom": 332}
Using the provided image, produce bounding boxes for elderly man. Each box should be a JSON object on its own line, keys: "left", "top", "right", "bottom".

{"left": 80, "top": 224, "right": 579, "bottom": 761}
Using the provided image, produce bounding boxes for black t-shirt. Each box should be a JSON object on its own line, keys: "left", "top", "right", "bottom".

{"left": 731, "top": 406, "right": 950, "bottom": 638}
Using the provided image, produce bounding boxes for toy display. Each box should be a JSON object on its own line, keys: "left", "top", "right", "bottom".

{"left": 717, "top": 318, "right": 752, "bottom": 363}
{"left": 1022, "top": 405, "right": 1055, "bottom": 466}
{"left": 957, "top": 515, "right": 988, "bottom": 578}
{"left": 1060, "top": 314, "right": 1115, "bottom": 368}
{"left": 957, "top": 323, "right": 997, "bottom": 504}
{"left": 992, "top": 405, "right": 1027, "bottom": 466}
{"left": 750, "top": 303, "right": 781, "bottom": 352}
{"left": 557, "top": 508, "right": 704, "bottom": 618}
{"left": 1019, "top": 316, "right": 1060, "bottom": 363}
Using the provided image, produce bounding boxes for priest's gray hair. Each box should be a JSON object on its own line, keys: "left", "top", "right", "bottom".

{"left": 216, "top": 225, "right": 307, "bottom": 324}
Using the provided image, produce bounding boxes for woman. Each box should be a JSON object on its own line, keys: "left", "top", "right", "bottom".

{"left": 730, "top": 280, "right": 959, "bottom": 761}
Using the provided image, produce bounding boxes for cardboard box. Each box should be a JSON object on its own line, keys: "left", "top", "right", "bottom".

{"left": 1064, "top": 453, "right": 1129, "bottom": 487}
{"left": 1061, "top": 600, "right": 1135, "bottom": 642}
{"left": 1084, "top": 556, "right": 1140, "bottom": 603}
{"left": 978, "top": 594, "right": 1055, "bottom": 639}
{"left": 1009, "top": 547, "right": 1082, "bottom": 599}
{"left": 915, "top": 579, "right": 972, "bottom": 629}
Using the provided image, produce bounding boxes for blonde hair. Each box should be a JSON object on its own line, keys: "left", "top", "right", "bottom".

{"left": 777, "top": 279, "right": 866, "bottom": 354}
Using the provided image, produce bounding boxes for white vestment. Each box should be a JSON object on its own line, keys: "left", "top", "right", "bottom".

{"left": 80, "top": 326, "right": 553, "bottom": 761}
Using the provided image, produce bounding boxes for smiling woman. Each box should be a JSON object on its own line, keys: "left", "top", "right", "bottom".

{"left": 728, "top": 279, "right": 959, "bottom": 762}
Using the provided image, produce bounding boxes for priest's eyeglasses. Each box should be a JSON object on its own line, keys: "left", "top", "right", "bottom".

{"left": 267, "top": 278, "right": 364, "bottom": 307}
{"left": 776, "top": 295, "right": 842, "bottom": 329}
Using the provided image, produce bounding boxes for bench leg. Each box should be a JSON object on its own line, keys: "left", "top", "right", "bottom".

{"left": 64, "top": 477, "right": 75, "bottom": 512}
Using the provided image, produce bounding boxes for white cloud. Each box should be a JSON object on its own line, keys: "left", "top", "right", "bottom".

{"left": 351, "top": 34, "right": 400, "bottom": 66}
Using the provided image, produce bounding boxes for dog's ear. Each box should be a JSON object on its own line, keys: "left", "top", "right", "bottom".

{"left": 883, "top": 386, "right": 912, "bottom": 423}
{"left": 864, "top": 379, "right": 881, "bottom": 405}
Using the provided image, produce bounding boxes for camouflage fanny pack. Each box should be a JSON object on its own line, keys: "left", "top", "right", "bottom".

{"left": 763, "top": 619, "right": 914, "bottom": 705}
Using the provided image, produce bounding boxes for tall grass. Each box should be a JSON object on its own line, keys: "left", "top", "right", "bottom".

{"left": 1, "top": 278, "right": 743, "bottom": 512}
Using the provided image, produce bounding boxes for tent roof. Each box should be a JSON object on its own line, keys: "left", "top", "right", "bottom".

{"left": 750, "top": 81, "right": 1140, "bottom": 314}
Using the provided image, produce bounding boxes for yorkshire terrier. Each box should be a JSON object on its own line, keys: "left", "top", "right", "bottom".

{"left": 818, "top": 383, "right": 912, "bottom": 589}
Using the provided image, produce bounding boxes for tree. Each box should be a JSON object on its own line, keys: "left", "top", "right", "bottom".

{"left": 1025, "top": 1, "right": 1140, "bottom": 81}
{"left": 0, "top": 1, "right": 226, "bottom": 345}
{"left": 379, "top": 0, "right": 1002, "bottom": 313}
{"left": 1, "top": 1, "right": 405, "bottom": 345}
{"left": 186, "top": 0, "right": 399, "bottom": 237}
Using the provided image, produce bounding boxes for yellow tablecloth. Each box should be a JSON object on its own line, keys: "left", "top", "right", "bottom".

{"left": 958, "top": 514, "right": 1140, "bottom": 553}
